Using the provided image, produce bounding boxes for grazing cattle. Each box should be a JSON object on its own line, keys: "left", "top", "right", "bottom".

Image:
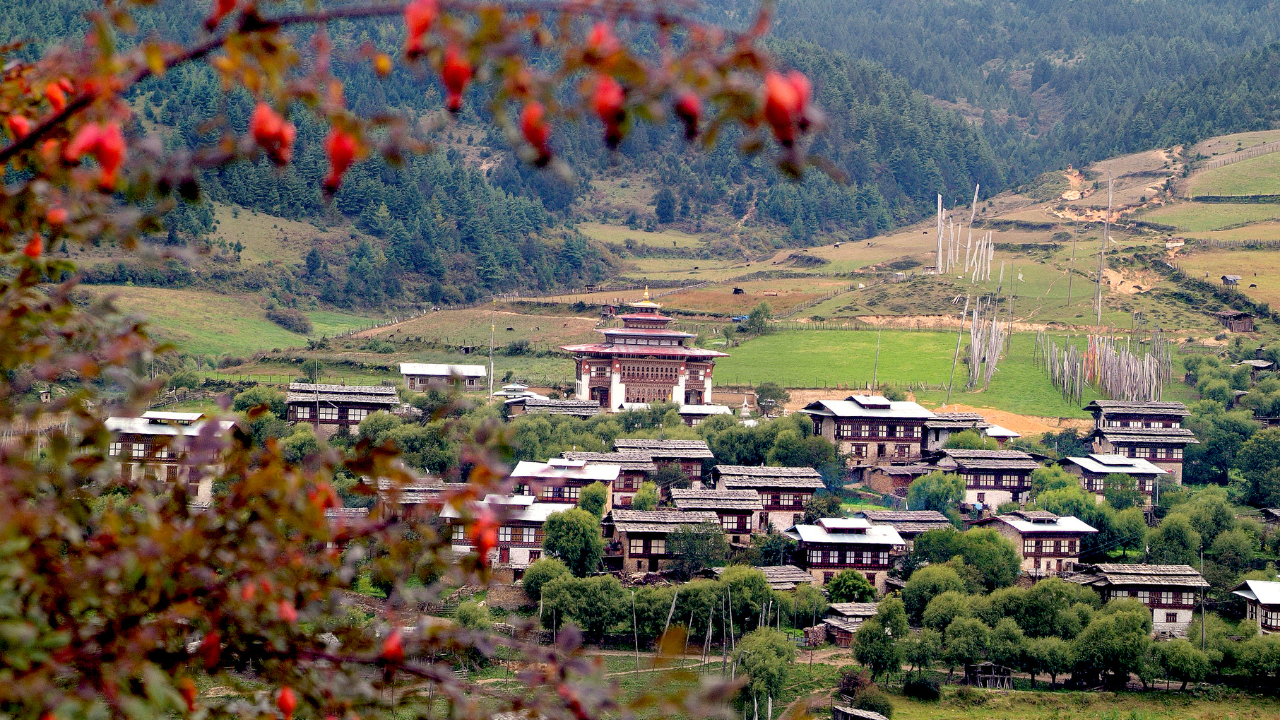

{"left": 1251, "top": 284, "right": 1258, "bottom": 288}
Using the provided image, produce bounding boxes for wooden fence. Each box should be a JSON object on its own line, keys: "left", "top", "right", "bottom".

{"left": 1196, "top": 140, "right": 1280, "bottom": 173}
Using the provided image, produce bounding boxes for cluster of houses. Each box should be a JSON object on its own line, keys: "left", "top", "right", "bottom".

{"left": 100, "top": 294, "right": 1231, "bottom": 641}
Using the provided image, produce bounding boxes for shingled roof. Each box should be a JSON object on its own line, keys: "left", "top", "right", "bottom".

{"left": 508, "top": 397, "right": 601, "bottom": 416}
{"left": 1090, "top": 426, "right": 1200, "bottom": 445}
{"left": 561, "top": 451, "right": 657, "bottom": 472}
{"left": 715, "top": 465, "right": 826, "bottom": 489}
{"left": 613, "top": 438, "right": 714, "bottom": 459}
{"left": 855, "top": 509, "right": 953, "bottom": 536}
{"left": 924, "top": 412, "right": 991, "bottom": 430}
{"left": 712, "top": 564, "right": 815, "bottom": 590}
{"left": 670, "top": 488, "right": 764, "bottom": 511}
{"left": 1066, "top": 563, "right": 1209, "bottom": 589}
{"left": 936, "top": 448, "right": 1041, "bottom": 471}
{"left": 1084, "top": 400, "right": 1189, "bottom": 417}
{"left": 286, "top": 383, "right": 400, "bottom": 405}
{"left": 609, "top": 509, "right": 719, "bottom": 533}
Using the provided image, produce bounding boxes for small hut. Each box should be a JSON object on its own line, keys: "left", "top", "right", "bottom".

{"left": 965, "top": 661, "right": 1013, "bottom": 689}
{"left": 1222, "top": 275, "right": 1242, "bottom": 287}
{"left": 1214, "top": 310, "right": 1255, "bottom": 333}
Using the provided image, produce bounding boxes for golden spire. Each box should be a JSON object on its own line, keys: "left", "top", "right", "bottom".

{"left": 643, "top": 286, "right": 650, "bottom": 301}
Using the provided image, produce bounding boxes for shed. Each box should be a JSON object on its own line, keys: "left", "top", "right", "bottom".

{"left": 1222, "top": 275, "right": 1242, "bottom": 287}
{"left": 831, "top": 705, "right": 888, "bottom": 720}
{"left": 965, "top": 662, "right": 1013, "bottom": 689}
{"left": 1214, "top": 310, "right": 1255, "bottom": 333}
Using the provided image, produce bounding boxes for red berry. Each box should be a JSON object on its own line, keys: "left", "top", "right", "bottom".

{"left": 323, "top": 128, "right": 357, "bottom": 195}
{"left": 382, "top": 629, "right": 405, "bottom": 663}
{"left": 762, "top": 71, "right": 811, "bottom": 147}
{"left": 6, "top": 115, "right": 30, "bottom": 140}
{"left": 45, "top": 84, "right": 66, "bottom": 113}
{"left": 403, "top": 0, "right": 438, "bottom": 56}
{"left": 178, "top": 677, "right": 197, "bottom": 713}
{"left": 586, "top": 22, "right": 620, "bottom": 60}
{"left": 249, "top": 103, "right": 296, "bottom": 165}
{"left": 674, "top": 91, "right": 702, "bottom": 140}
{"left": 592, "top": 75, "right": 626, "bottom": 148}
{"left": 46, "top": 206, "right": 68, "bottom": 226}
{"left": 23, "top": 235, "right": 43, "bottom": 259}
{"left": 205, "top": 0, "right": 235, "bottom": 30}
{"left": 441, "top": 46, "right": 472, "bottom": 113}
{"left": 520, "top": 102, "right": 551, "bottom": 160}
{"left": 469, "top": 509, "right": 499, "bottom": 563}
{"left": 277, "top": 687, "right": 297, "bottom": 720}
{"left": 278, "top": 600, "right": 298, "bottom": 623}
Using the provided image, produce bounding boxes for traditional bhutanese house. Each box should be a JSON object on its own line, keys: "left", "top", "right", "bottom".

{"left": 710, "top": 564, "right": 818, "bottom": 591}
{"left": 1084, "top": 400, "right": 1197, "bottom": 483}
{"left": 933, "top": 448, "right": 1041, "bottom": 508}
{"left": 923, "top": 411, "right": 990, "bottom": 452}
{"left": 602, "top": 509, "right": 720, "bottom": 573}
{"left": 862, "top": 463, "right": 933, "bottom": 497}
{"left": 822, "top": 617, "right": 864, "bottom": 649}
{"left": 1066, "top": 563, "right": 1209, "bottom": 638}
{"left": 1214, "top": 310, "right": 1255, "bottom": 333}
{"left": 504, "top": 396, "right": 601, "bottom": 418}
{"left": 853, "top": 509, "right": 953, "bottom": 550}
{"left": 713, "top": 465, "right": 827, "bottom": 531}
{"left": 678, "top": 404, "right": 733, "bottom": 426}
{"left": 286, "top": 383, "right": 400, "bottom": 430}
{"left": 828, "top": 602, "right": 880, "bottom": 623}
{"left": 972, "top": 510, "right": 1096, "bottom": 577}
{"left": 325, "top": 507, "right": 370, "bottom": 531}
{"left": 1262, "top": 508, "right": 1280, "bottom": 527}
{"left": 560, "top": 293, "right": 728, "bottom": 411}
{"left": 105, "top": 412, "right": 235, "bottom": 504}
{"left": 442, "top": 494, "right": 561, "bottom": 582}
{"left": 784, "top": 517, "right": 905, "bottom": 594}
{"left": 613, "top": 438, "right": 714, "bottom": 483}
{"left": 801, "top": 395, "right": 934, "bottom": 474}
{"left": 1061, "top": 453, "right": 1168, "bottom": 505}
{"left": 510, "top": 459, "right": 619, "bottom": 508}
{"left": 1233, "top": 579, "right": 1280, "bottom": 634}
{"left": 670, "top": 488, "right": 764, "bottom": 545}
{"left": 1237, "top": 359, "right": 1274, "bottom": 382}
{"left": 372, "top": 474, "right": 451, "bottom": 518}
{"left": 560, "top": 451, "right": 656, "bottom": 506}
{"left": 398, "top": 362, "right": 487, "bottom": 391}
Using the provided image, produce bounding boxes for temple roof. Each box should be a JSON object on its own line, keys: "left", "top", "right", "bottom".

{"left": 560, "top": 342, "right": 728, "bottom": 358}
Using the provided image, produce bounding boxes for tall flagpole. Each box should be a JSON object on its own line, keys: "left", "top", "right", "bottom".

{"left": 489, "top": 297, "right": 496, "bottom": 403}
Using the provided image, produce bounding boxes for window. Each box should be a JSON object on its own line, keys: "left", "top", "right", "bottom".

{"left": 1155, "top": 447, "right": 1168, "bottom": 459}
{"left": 348, "top": 408, "right": 369, "bottom": 423}
{"left": 452, "top": 525, "right": 465, "bottom": 542}
{"left": 155, "top": 447, "right": 169, "bottom": 459}
{"left": 838, "top": 423, "right": 853, "bottom": 439}
{"left": 132, "top": 443, "right": 146, "bottom": 459}
{"left": 318, "top": 406, "right": 338, "bottom": 421}
{"left": 976, "top": 492, "right": 985, "bottom": 503}
{"left": 498, "top": 526, "right": 512, "bottom": 543}
{"left": 1172, "top": 448, "right": 1183, "bottom": 459}
{"left": 109, "top": 442, "right": 122, "bottom": 457}
{"left": 523, "top": 527, "right": 537, "bottom": 544}
{"left": 852, "top": 444, "right": 867, "bottom": 458}
{"left": 812, "top": 419, "right": 823, "bottom": 435}
{"left": 630, "top": 538, "right": 645, "bottom": 555}
{"left": 808, "top": 549, "right": 822, "bottom": 565}
{"left": 781, "top": 493, "right": 796, "bottom": 507}
{"left": 1024, "top": 540, "right": 1035, "bottom": 555}
{"left": 529, "top": 550, "right": 541, "bottom": 561}
{"left": 651, "top": 539, "right": 665, "bottom": 555}
{"left": 877, "top": 424, "right": 888, "bottom": 437}
{"left": 895, "top": 444, "right": 910, "bottom": 458}
{"left": 296, "top": 406, "right": 311, "bottom": 419}
{"left": 1165, "top": 612, "right": 1178, "bottom": 624}
{"left": 1173, "top": 591, "right": 1183, "bottom": 606}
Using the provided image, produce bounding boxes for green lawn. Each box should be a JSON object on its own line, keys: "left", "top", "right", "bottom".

{"left": 888, "top": 687, "right": 1280, "bottom": 720}
{"left": 715, "top": 330, "right": 958, "bottom": 389}
{"left": 1190, "top": 151, "right": 1280, "bottom": 197}
{"left": 1137, "top": 203, "right": 1280, "bottom": 232}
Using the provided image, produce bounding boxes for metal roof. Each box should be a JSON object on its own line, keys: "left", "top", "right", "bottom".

{"left": 984, "top": 423, "right": 1021, "bottom": 438}
{"left": 1234, "top": 579, "right": 1280, "bottom": 606}
{"left": 975, "top": 513, "right": 1097, "bottom": 535}
{"left": 510, "top": 460, "right": 620, "bottom": 482}
{"left": 1064, "top": 454, "right": 1168, "bottom": 476}
{"left": 800, "top": 396, "right": 935, "bottom": 420}
{"left": 680, "top": 404, "right": 733, "bottom": 415}
{"left": 399, "top": 363, "right": 487, "bottom": 378}
{"left": 141, "top": 411, "right": 205, "bottom": 423}
{"left": 671, "top": 488, "right": 764, "bottom": 511}
{"left": 440, "top": 494, "right": 563, "bottom": 523}
{"left": 609, "top": 509, "right": 720, "bottom": 533}
{"left": 783, "top": 523, "right": 904, "bottom": 546}
{"left": 105, "top": 416, "right": 235, "bottom": 438}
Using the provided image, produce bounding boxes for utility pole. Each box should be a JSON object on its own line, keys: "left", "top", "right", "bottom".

{"left": 488, "top": 297, "right": 496, "bottom": 403}
{"left": 871, "top": 327, "right": 882, "bottom": 389}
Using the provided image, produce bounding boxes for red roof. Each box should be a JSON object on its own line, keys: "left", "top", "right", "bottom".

{"left": 599, "top": 327, "right": 694, "bottom": 338}
{"left": 561, "top": 343, "right": 729, "bottom": 358}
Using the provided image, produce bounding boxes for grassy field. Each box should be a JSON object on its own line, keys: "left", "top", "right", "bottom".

{"left": 578, "top": 221, "right": 708, "bottom": 249}
{"left": 89, "top": 286, "right": 372, "bottom": 357}
{"left": 1172, "top": 248, "right": 1280, "bottom": 309}
{"left": 660, "top": 277, "right": 852, "bottom": 316}
{"left": 714, "top": 329, "right": 958, "bottom": 388}
{"left": 887, "top": 688, "right": 1280, "bottom": 720}
{"left": 364, "top": 306, "right": 601, "bottom": 349}
{"left": 1194, "top": 129, "right": 1280, "bottom": 157}
{"left": 206, "top": 203, "right": 372, "bottom": 266}
{"left": 1189, "top": 151, "right": 1280, "bottom": 197}
{"left": 1137, "top": 203, "right": 1280, "bottom": 232}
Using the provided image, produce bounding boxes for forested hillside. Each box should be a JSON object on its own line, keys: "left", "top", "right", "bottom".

{"left": 702, "top": 0, "right": 1280, "bottom": 180}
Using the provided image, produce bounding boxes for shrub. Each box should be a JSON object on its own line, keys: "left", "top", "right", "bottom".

{"left": 265, "top": 307, "right": 313, "bottom": 334}
{"left": 903, "top": 678, "right": 941, "bottom": 701}
{"left": 853, "top": 687, "right": 893, "bottom": 718}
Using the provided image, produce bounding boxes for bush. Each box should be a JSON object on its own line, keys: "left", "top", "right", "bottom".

{"left": 837, "top": 667, "right": 872, "bottom": 700}
{"left": 265, "top": 307, "right": 313, "bottom": 334}
{"left": 953, "top": 686, "right": 986, "bottom": 706}
{"left": 853, "top": 687, "right": 894, "bottom": 718}
{"left": 903, "top": 678, "right": 941, "bottom": 701}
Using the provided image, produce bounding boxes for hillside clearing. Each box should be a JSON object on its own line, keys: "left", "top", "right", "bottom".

{"left": 1189, "top": 151, "right": 1280, "bottom": 197}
